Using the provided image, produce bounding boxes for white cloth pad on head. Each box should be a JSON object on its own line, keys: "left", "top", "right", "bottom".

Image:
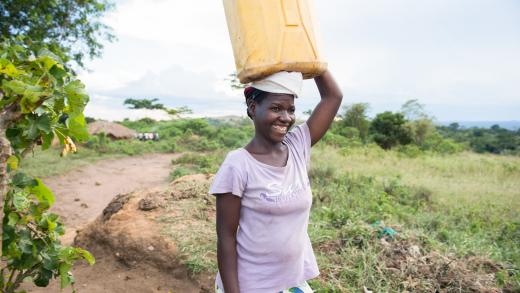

{"left": 251, "top": 71, "right": 303, "bottom": 98}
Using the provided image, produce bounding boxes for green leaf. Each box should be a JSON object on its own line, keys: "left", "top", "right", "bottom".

{"left": 39, "top": 213, "right": 58, "bottom": 233}
{"left": 6, "top": 127, "right": 22, "bottom": 141}
{"left": 12, "top": 190, "right": 30, "bottom": 210}
{"left": 64, "top": 80, "right": 89, "bottom": 115}
{"left": 7, "top": 242, "right": 22, "bottom": 259}
{"left": 20, "top": 84, "right": 49, "bottom": 113}
{"left": 26, "top": 117, "right": 41, "bottom": 140}
{"left": 37, "top": 48, "right": 63, "bottom": 65}
{"left": 55, "top": 221, "right": 65, "bottom": 236}
{"left": 42, "top": 131, "right": 54, "bottom": 150}
{"left": 2, "top": 225, "right": 16, "bottom": 255}
{"left": 2, "top": 79, "right": 28, "bottom": 95}
{"left": 6, "top": 155, "right": 19, "bottom": 171}
{"left": 54, "top": 127, "right": 69, "bottom": 145}
{"left": 0, "top": 58, "right": 22, "bottom": 77}
{"left": 7, "top": 212, "right": 19, "bottom": 226}
{"left": 12, "top": 173, "right": 37, "bottom": 188}
{"left": 35, "top": 114, "right": 52, "bottom": 133}
{"left": 6, "top": 127, "right": 30, "bottom": 153}
{"left": 52, "top": 94, "right": 66, "bottom": 113}
{"left": 67, "top": 113, "right": 89, "bottom": 141}
{"left": 58, "top": 262, "right": 73, "bottom": 288}
{"left": 42, "top": 252, "right": 58, "bottom": 271}
{"left": 47, "top": 218, "right": 57, "bottom": 233}
{"left": 29, "top": 178, "right": 55, "bottom": 207}
{"left": 34, "top": 268, "right": 52, "bottom": 287}
{"left": 36, "top": 55, "right": 59, "bottom": 71}
{"left": 74, "top": 248, "right": 95, "bottom": 265}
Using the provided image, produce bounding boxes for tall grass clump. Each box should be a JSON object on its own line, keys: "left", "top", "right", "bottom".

{"left": 170, "top": 151, "right": 227, "bottom": 180}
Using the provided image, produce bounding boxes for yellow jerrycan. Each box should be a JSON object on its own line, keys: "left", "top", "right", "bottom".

{"left": 222, "top": 0, "right": 327, "bottom": 83}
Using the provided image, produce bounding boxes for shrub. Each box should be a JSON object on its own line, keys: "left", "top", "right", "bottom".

{"left": 321, "top": 132, "right": 350, "bottom": 147}
{"left": 397, "top": 144, "right": 422, "bottom": 158}
{"left": 216, "top": 127, "right": 249, "bottom": 148}
{"left": 370, "top": 111, "right": 413, "bottom": 150}
{"left": 170, "top": 166, "right": 195, "bottom": 180}
{"left": 433, "top": 139, "right": 465, "bottom": 154}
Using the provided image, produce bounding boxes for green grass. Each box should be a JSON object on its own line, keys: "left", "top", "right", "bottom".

{"left": 157, "top": 179, "right": 217, "bottom": 274}
{"left": 169, "top": 151, "right": 227, "bottom": 180}
{"left": 307, "top": 144, "right": 520, "bottom": 291}
{"left": 18, "top": 146, "right": 127, "bottom": 178}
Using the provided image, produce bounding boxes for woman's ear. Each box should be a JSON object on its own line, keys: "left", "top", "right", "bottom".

{"left": 248, "top": 102, "right": 257, "bottom": 118}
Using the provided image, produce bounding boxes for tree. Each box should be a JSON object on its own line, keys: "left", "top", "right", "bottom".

{"left": 165, "top": 106, "right": 193, "bottom": 117}
{"left": 400, "top": 99, "right": 439, "bottom": 148}
{"left": 0, "top": 0, "right": 115, "bottom": 67}
{"left": 123, "top": 98, "right": 192, "bottom": 118}
{"left": 448, "top": 122, "right": 460, "bottom": 131}
{"left": 0, "top": 39, "right": 94, "bottom": 291}
{"left": 370, "top": 111, "right": 412, "bottom": 150}
{"left": 408, "top": 118, "right": 435, "bottom": 146}
{"left": 226, "top": 72, "right": 248, "bottom": 89}
{"left": 400, "top": 99, "right": 428, "bottom": 120}
{"left": 340, "top": 103, "right": 370, "bottom": 142}
{"left": 124, "top": 98, "right": 165, "bottom": 110}
{"left": 490, "top": 124, "right": 501, "bottom": 132}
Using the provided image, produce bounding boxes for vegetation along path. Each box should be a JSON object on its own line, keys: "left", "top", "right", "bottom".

{"left": 24, "top": 152, "right": 194, "bottom": 293}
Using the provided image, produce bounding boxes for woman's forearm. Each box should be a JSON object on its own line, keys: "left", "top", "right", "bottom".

{"left": 217, "top": 235, "right": 240, "bottom": 293}
{"left": 306, "top": 70, "right": 343, "bottom": 145}
{"left": 314, "top": 69, "right": 343, "bottom": 102}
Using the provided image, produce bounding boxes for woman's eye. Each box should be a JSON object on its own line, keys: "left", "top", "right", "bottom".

{"left": 289, "top": 108, "right": 296, "bottom": 114}
{"left": 271, "top": 107, "right": 280, "bottom": 112}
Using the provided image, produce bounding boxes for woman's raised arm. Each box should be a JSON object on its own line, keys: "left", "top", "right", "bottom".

{"left": 307, "top": 70, "right": 343, "bottom": 146}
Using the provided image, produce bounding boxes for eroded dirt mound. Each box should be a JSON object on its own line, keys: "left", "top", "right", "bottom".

{"left": 73, "top": 174, "right": 216, "bottom": 293}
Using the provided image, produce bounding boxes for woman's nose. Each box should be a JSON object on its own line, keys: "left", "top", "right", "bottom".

{"left": 279, "top": 110, "right": 293, "bottom": 122}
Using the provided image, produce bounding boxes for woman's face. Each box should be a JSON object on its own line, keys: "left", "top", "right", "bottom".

{"left": 251, "top": 93, "right": 296, "bottom": 143}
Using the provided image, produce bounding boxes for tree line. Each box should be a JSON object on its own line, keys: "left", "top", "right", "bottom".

{"left": 438, "top": 123, "right": 519, "bottom": 155}
{"left": 327, "top": 99, "right": 518, "bottom": 156}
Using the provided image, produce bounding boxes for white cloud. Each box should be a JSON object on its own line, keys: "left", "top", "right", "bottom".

{"left": 105, "top": 0, "right": 231, "bottom": 53}
{"left": 105, "top": 65, "right": 219, "bottom": 98}
{"left": 78, "top": 0, "right": 520, "bottom": 121}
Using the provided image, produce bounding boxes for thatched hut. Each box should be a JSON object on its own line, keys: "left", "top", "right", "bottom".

{"left": 88, "top": 120, "right": 137, "bottom": 140}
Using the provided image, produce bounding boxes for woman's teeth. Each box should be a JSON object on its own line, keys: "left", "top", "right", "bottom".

{"left": 273, "top": 125, "right": 287, "bottom": 133}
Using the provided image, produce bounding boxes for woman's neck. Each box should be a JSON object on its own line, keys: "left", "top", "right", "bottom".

{"left": 245, "top": 134, "right": 285, "bottom": 154}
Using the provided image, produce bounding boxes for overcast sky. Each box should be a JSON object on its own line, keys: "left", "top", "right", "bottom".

{"left": 79, "top": 0, "right": 520, "bottom": 122}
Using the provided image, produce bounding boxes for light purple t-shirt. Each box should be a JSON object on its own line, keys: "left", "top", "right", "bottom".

{"left": 210, "top": 122, "right": 319, "bottom": 293}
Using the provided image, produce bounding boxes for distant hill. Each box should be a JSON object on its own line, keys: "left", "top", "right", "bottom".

{"left": 437, "top": 121, "right": 520, "bottom": 130}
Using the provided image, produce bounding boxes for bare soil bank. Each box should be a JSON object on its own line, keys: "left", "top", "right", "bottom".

{"left": 23, "top": 153, "right": 215, "bottom": 292}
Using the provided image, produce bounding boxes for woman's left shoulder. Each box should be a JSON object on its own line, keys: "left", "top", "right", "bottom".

{"left": 285, "top": 122, "right": 312, "bottom": 164}
{"left": 285, "top": 122, "right": 311, "bottom": 147}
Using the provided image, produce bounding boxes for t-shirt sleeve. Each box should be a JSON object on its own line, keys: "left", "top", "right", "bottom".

{"left": 209, "top": 158, "right": 246, "bottom": 198}
{"left": 285, "top": 122, "right": 312, "bottom": 166}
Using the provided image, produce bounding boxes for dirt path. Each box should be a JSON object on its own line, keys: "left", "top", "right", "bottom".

{"left": 46, "top": 153, "right": 179, "bottom": 245}
{"left": 22, "top": 153, "right": 211, "bottom": 293}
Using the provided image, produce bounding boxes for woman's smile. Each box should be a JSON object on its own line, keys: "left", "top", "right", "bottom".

{"left": 272, "top": 125, "right": 288, "bottom": 134}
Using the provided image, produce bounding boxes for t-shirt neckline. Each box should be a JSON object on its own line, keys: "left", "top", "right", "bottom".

{"left": 241, "top": 144, "right": 291, "bottom": 170}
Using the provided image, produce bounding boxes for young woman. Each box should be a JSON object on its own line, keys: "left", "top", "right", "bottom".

{"left": 210, "top": 70, "right": 343, "bottom": 293}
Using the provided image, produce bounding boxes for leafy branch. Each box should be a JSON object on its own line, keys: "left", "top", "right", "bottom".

{"left": 0, "top": 38, "right": 94, "bottom": 291}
